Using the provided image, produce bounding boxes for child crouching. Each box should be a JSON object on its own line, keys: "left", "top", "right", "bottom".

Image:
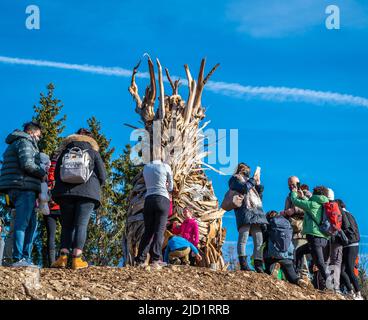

{"left": 164, "top": 235, "right": 202, "bottom": 265}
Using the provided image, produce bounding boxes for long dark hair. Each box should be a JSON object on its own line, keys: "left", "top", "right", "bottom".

{"left": 313, "top": 186, "right": 329, "bottom": 197}
{"left": 234, "top": 162, "right": 250, "bottom": 176}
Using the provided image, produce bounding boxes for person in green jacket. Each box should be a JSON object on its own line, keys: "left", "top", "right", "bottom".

{"left": 0, "top": 122, "right": 46, "bottom": 267}
{"left": 290, "top": 185, "right": 333, "bottom": 290}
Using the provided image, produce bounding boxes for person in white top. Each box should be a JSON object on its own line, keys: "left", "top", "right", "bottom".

{"left": 135, "top": 156, "right": 174, "bottom": 269}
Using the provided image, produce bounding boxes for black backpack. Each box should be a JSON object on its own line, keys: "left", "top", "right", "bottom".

{"left": 344, "top": 211, "right": 360, "bottom": 244}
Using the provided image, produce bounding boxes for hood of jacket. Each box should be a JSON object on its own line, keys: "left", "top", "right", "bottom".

{"left": 310, "top": 194, "right": 329, "bottom": 205}
{"left": 57, "top": 134, "right": 99, "bottom": 154}
{"left": 5, "top": 130, "right": 33, "bottom": 145}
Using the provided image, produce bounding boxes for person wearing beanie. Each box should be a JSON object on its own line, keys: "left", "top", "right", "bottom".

{"left": 325, "top": 188, "right": 344, "bottom": 294}
{"left": 327, "top": 188, "right": 335, "bottom": 201}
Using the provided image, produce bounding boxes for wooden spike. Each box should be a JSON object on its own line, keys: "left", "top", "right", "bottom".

{"left": 147, "top": 57, "right": 156, "bottom": 107}
{"left": 203, "top": 63, "right": 220, "bottom": 85}
{"left": 156, "top": 58, "right": 165, "bottom": 120}
{"left": 192, "top": 58, "right": 206, "bottom": 117}
{"left": 165, "top": 68, "right": 176, "bottom": 94}
{"left": 128, "top": 60, "right": 143, "bottom": 112}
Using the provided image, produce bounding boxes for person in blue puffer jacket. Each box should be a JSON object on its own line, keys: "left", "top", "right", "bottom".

{"left": 264, "top": 210, "right": 308, "bottom": 287}
{"left": 164, "top": 235, "right": 202, "bottom": 265}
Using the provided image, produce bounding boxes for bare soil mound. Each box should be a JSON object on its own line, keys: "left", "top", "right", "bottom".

{"left": 0, "top": 265, "right": 344, "bottom": 300}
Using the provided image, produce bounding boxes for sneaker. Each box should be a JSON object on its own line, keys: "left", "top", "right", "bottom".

{"left": 134, "top": 258, "right": 147, "bottom": 268}
{"left": 334, "top": 289, "right": 343, "bottom": 296}
{"left": 297, "top": 278, "right": 309, "bottom": 289}
{"left": 136, "top": 262, "right": 147, "bottom": 268}
{"left": 271, "top": 263, "right": 281, "bottom": 278}
{"left": 354, "top": 292, "right": 364, "bottom": 300}
{"left": 346, "top": 290, "right": 355, "bottom": 299}
{"left": 25, "top": 261, "right": 40, "bottom": 268}
{"left": 169, "top": 257, "right": 182, "bottom": 265}
{"left": 325, "top": 275, "right": 334, "bottom": 291}
{"left": 299, "top": 274, "right": 314, "bottom": 289}
{"left": 151, "top": 261, "right": 167, "bottom": 269}
{"left": 11, "top": 259, "right": 38, "bottom": 268}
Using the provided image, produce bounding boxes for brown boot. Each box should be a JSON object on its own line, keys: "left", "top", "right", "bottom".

{"left": 72, "top": 255, "right": 89, "bottom": 270}
{"left": 51, "top": 253, "right": 68, "bottom": 269}
{"left": 239, "top": 256, "right": 252, "bottom": 271}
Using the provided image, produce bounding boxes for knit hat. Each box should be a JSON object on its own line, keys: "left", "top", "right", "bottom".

{"left": 327, "top": 188, "right": 335, "bottom": 201}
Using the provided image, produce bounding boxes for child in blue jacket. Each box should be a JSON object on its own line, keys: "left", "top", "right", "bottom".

{"left": 164, "top": 235, "right": 202, "bottom": 265}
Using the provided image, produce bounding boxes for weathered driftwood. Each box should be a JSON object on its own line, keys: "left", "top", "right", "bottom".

{"left": 124, "top": 57, "right": 226, "bottom": 270}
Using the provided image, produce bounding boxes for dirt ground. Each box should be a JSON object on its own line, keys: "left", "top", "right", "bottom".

{"left": 0, "top": 265, "right": 345, "bottom": 300}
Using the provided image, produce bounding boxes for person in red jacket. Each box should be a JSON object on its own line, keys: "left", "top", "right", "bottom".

{"left": 44, "top": 153, "right": 62, "bottom": 267}
{"left": 172, "top": 207, "right": 199, "bottom": 248}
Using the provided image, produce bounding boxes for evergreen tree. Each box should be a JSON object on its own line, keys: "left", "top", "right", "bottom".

{"left": 0, "top": 188, "right": 12, "bottom": 265}
{"left": 111, "top": 144, "right": 140, "bottom": 265}
{"left": 83, "top": 117, "right": 139, "bottom": 266}
{"left": 84, "top": 117, "right": 116, "bottom": 265}
{"left": 32, "top": 83, "right": 66, "bottom": 266}
{"left": 33, "top": 83, "right": 66, "bottom": 155}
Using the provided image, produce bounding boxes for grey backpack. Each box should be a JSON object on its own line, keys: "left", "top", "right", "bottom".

{"left": 60, "top": 147, "right": 93, "bottom": 184}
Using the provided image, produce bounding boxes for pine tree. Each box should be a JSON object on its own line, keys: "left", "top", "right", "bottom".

{"left": 33, "top": 83, "right": 66, "bottom": 155}
{"left": 0, "top": 194, "right": 13, "bottom": 266}
{"left": 83, "top": 117, "right": 140, "bottom": 266}
{"left": 32, "top": 83, "right": 66, "bottom": 266}
{"left": 84, "top": 117, "right": 116, "bottom": 265}
{"left": 111, "top": 144, "right": 140, "bottom": 265}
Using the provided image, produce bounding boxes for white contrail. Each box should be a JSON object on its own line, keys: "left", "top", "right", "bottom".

{"left": 1, "top": 55, "right": 368, "bottom": 108}
{"left": 0, "top": 55, "right": 149, "bottom": 78}
{"left": 205, "top": 81, "right": 368, "bottom": 108}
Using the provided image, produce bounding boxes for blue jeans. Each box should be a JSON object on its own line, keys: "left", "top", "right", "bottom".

{"left": 8, "top": 190, "right": 37, "bottom": 262}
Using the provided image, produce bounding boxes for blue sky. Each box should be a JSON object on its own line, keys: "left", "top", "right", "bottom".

{"left": 0, "top": 0, "right": 368, "bottom": 257}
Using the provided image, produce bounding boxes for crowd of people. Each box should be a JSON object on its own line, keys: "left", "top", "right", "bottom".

{"left": 0, "top": 121, "right": 364, "bottom": 300}
{"left": 0, "top": 122, "right": 107, "bottom": 270}
{"left": 227, "top": 163, "right": 363, "bottom": 300}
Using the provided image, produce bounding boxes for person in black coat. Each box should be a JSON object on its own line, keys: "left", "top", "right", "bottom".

{"left": 52, "top": 128, "right": 107, "bottom": 270}
{"left": 0, "top": 122, "right": 46, "bottom": 267}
